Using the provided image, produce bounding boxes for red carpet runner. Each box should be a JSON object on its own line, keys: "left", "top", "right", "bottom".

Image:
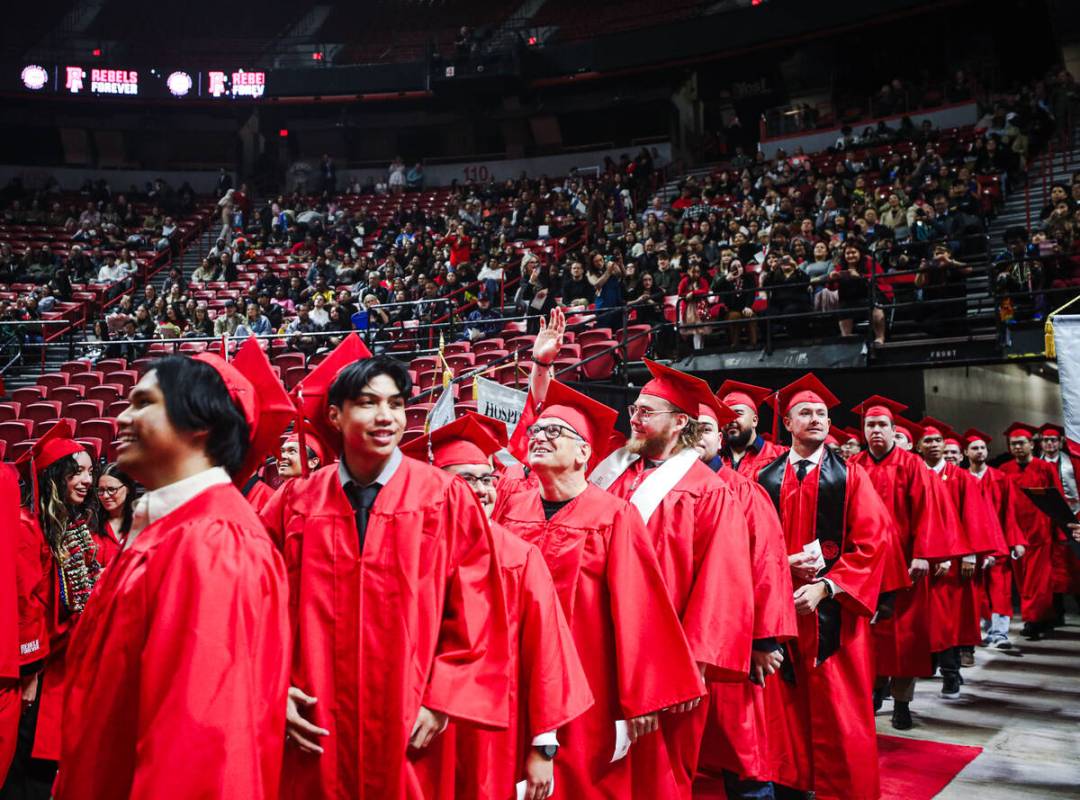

{"left": 692, "top": 734, "right": 982, "bottom": 799}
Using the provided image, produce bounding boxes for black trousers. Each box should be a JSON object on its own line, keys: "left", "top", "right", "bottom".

{"left": 0, "top": 690, "right": 56, "bottom": 800}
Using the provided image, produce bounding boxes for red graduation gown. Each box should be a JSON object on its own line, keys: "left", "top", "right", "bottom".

{"left": 850, "top": 447, "right": 957, "bottom": 677}
{"left": 453, "top": 525, "right": 594, "bottom": 800}
{"left": 721, "top": 438, "right": 788, "bottom": 478}
{"left": 493, "top": 484, "right": 703, "bottom": 799}
{"left": 970, "top": 466, "right": 1025, "bottom": 616}
{"left": 603, "top": 457, "right": 754, "bottom": 799}
{"left": 929, "top": 463, "right": 1007, "bottom": 648}
{"left": 93, "top": 522, "right": 125, "bottom": 569}
{"left": 998, "top": 458, "right": 1063, "bottom": 624}
{"left": 758, "top": 455, "right": 894, "bottom": 800}
{"left": 245, "top": 478, "right": 277, "bottom": 515}
{"left": 54, "top": 483, "right": 290, "bottom": 800}
{"left": 262, "top": 457, "right": 510, "bottom": 800}
{"left": 700, "top": 466, "right": 798, "bottom": 782}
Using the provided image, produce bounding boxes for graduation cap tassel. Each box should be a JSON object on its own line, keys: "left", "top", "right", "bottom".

{"left": 296, "top": 386, "right": 310, "bottom": 479}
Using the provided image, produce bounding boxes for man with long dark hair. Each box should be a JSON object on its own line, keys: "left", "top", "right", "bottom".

{"left": 53, "top": 342, "right": 292, "bottom": 800}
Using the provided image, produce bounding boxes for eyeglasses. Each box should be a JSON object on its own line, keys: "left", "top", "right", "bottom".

{"left": 526, "top": 424, "right": 584, "bottom": 443}
{"left": 458, "top": 474, "right": 497, "bottom": 489}
{"left": 98, "top": 486, "right": 126, "bottom": 497}
{"left": 627, "top": 405, "right": 678, "bottom": 422}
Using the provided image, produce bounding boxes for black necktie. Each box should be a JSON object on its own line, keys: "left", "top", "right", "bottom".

{"left": 346, "top": 483, "right": 381, "bottom": 552}
{"left": 796, "top": 459, "right": 812, "bottom": 482}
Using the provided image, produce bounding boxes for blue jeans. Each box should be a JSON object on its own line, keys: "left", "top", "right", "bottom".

{"left": 723, "top": 770, "right": 776, "bottom": 800}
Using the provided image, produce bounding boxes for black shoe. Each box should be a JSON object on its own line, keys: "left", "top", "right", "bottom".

{"left": 891, "top": 701, "right": 913, "bottom": 730}
{"left": 941, "top": 673, "right": 961, "bottom": 696}
{"left": 1021, "top": 622, "right": 1043, "bottom": 640}
{"left": 873, "top": 681, "right": 890, "bottom": 713}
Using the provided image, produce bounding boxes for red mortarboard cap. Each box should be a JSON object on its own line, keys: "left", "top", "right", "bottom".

{"left": 962, "top": 428, "right": 992, "bottom": 448}
{"left": 285, "top": 420, "right": 332, "bottom": 465}
{"left": 401, "top": 413, "right": 502, "bottom": 468}
{"left": 467, "top": 412, "right": 510, "bottom": 449}
{"left": 824, "top": 427, "right": 840, "bottom": 447}
{"left": 916, "top": 416, "right": 953, "bottom": 440}
{"left": 715, "top": 379, "right": 774, "bottom": 411}
{"left": 895, "top": 417, "right": 920, "bottom": 442}
{"left": 508, "top": 379, "right": 618, "bottom": 470}
{"left": 775, "top": 373, "right": 839, "bottom": 415}
{"left": 14, "top": 419, "right": 83, "bottom": 474}
{"left": 1038, "top": 423, "right": 1065, "bottom": 438}
{"left": 851, "top": 395, "right": 909, "bottom": 421}
{"left": 639, "top": 359, "right": 734, "bottom": 424}
{"left": 943, "top": 430, "right": 962, "bottom": 447}
{"left": 292, "top": 333, "right": 373, "bottom": 451}
{"left": 840, "top": 426, "right": 864, "bottom": 445}
{"left": 1003, "top": 421, "right": 1038, "bottom": 441}
{"left": 213, "top": 337, "right": 297, "bottom": 485}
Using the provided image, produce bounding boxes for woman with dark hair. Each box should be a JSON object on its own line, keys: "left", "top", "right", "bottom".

{"left": 95, "top": 464, "right": 137, "bottom": 565}
{"left": 831, "top": 241, "right": 890, "bottom": 342}
{"left": 53, "top": 346, "right": 291, "bottom": 800}
{"left": 4, "top": 425, "right": 100, "bottom": 799}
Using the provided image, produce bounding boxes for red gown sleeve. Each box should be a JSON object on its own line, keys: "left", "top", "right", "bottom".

{"left": 517, "top": 543, "right": 594, "bottom": 735}
{"left": 746, "top": 483, "right": 798, "bottom": 642}
{"left": 680, "top": 485, "right": 754, "bottom": 679}
{"left": 830, "top": 465, "right": 895, "bottom": 617}
{"left": 997, "top": 474, "right": 1026, "bottom": 548}
{"left": 910, "top": 459, "right": 962, "bottom": 561}
{"left": 0, "top": 467, "right": 20, "bottom": 679}
{"left": 16, "top": 514, "right": 50, "bottom": 667}
{"left": 131, "top": 522, "right": 290, "bottom": 800}
{"left": 607, "top": 504, "right": 704, "bottom": 717}
{"left": 956, "top": 470, "right": 1008, "bottom": 556}
{"left": 422, "top": 479, "right": 511, "bottom": 729}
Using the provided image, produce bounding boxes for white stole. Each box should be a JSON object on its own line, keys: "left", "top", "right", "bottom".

{"left": 589, "top": 447, "right": 699, "bottom": 523}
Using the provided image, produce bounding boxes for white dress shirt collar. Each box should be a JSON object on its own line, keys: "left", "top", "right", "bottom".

{"left": 928, "top": 458, "right": 946, "bottom": 474}
{"left": 787, "top": 444, "right": 825, "bottom": 471}
{"left": 339, "top": 447, "right": 403, "bottom": 490}
{"left": 126, "top": 466, "right": 231, "bottom": 546}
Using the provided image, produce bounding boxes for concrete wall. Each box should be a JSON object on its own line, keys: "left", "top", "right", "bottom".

{"left": 0, "top": 164, "right": 231, "bottom": 194}
{"left": 758, "top": 102, "right": 979, "bottom": 159}
{"left": 332, "top": 142, "right": 672, "bottom": 189}
{"left": 923, "top": 363, "right": 1062, "bottom": 458}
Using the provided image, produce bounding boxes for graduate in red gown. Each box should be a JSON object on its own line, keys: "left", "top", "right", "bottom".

{"left": 999, "top": 422, "right": 1066, "bottom": 640}
{"left": 0, "top": 463, "right": 48, "bottom": 787}
{"left": 963, "top": 429, "right": 1026, "bottom": 649}
{"left": 583, "top": 361, "right": 755, "bottom": 800}
{"left": 847, "top": 398, "right": 957, "bottom": 731}
{"left": 694, "top": 402, "right": 798, "bottom": 798}
{"left": 94, "top": 463, "right": 137, "bottom": 567}
{"left": 54, "top": 339, "right": 293, "bottom": 800}
{"left": 755, "top": 374, "right": 896, "bottom": 800}
{"left": 1037, "top": 423, "right": 1080, "bottom": 618}
{"left": 401, "top": 414, "right": 593, "bottom": 800}
{"left": 493, "top": 379, "right": 704, "bottom": 799}
{"left": 263, "top": 338, "right": 511, "bottom": 800}
{"left": 716, "top": 380, "right": 788, "bottom": 476}
{"left": 5, "top": 423, "right": 100, "bottom": 799}
{"left": 916, "top": 417, "right": 1004, "bottom": 694}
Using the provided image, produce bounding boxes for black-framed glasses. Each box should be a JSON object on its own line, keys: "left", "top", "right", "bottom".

{"left": 458, "top": 474, "right": 497, "bottom": 489}
{"left": 98, "top": 486, "right": 127, "bottom": 497}
{"left": 527, "top": 424, "right": 584, "bottom": 443}
{"left": 627, "top": 404, "right": 678, "bottom": 422}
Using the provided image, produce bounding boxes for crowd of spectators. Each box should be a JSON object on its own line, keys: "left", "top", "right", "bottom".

{"left": 3, "top": 70, "right": 1078, "bottom": 370}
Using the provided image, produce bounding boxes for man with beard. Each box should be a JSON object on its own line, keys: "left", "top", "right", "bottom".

{"left": 494, "top": 379, "right": 704, "bottom": 799}
{"left": 585, "top": 361, "right": 756, "bottom": 800}
{"left": 848, "top": 398, "right": 955, "bottom": 730}
{"left": 694, "top": 402, "right": 797, "bottom": 798}
{"left": 754, "top": 374, "right": 895, "bottom": 800}
{"left": 1000, "top": 422, "right": 1067, "bottom": 640}
{"left": 963, "top": 429, "right": 1026, "bottom": 649}
{"left": 401, "top": 414, "right": 593, "bottom": 800}
{"left": 916, "top": 417, "right": 1004, "bottom": 688}
{"left": 716, "top": 380, "right": 787, "bottom": 476}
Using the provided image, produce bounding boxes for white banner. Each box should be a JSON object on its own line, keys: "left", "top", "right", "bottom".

{"left": 425, "top": 384, "right": 456, "bottom": 433}
{"left": 1053, "top": 315, "right": 1080, "bottom": 459}
{"left": 475, "top": 377, "right": 527, "bottom": 439}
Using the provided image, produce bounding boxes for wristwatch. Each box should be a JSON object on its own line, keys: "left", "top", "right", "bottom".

{"left": 818, "top": 578, "right": 835, "bottom": 599}
{"left": 533, "top": 744, "right": 559, "bottom": 760}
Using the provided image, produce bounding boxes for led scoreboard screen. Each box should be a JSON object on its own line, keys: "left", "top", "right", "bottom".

{"left": 13, "top": 64, "right": 270, "bottom": 100}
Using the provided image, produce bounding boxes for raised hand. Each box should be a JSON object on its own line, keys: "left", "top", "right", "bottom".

{"left": 534, "top": 307, "right": 565, "bottom": 365}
